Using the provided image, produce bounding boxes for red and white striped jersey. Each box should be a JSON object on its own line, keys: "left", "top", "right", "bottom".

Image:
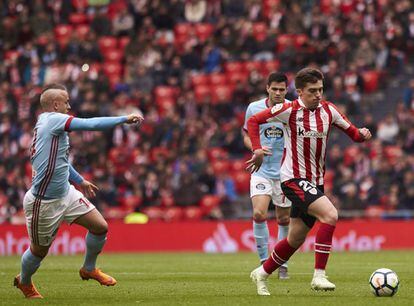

{"left": 247, "top": 98, "right": 364, "bottom": 185}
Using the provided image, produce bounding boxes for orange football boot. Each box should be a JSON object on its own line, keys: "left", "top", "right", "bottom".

{"left": 79, "top": 268, "right": 117, "bottom": 286}
{"left": 14, "top": 275, "right": 43, "bottom": 299}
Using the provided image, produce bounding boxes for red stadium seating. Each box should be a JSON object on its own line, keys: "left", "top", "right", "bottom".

{"left": 143, "top": 207, "right": 164, "bottom": 221}
{"left": 211, "top": 160, "right": 230, "bottom": 175}
{"left": 183, "top": 206, "right": 203, "bottom": 221}
{"left": 98, "top": 36, "right": 118, "bottom": 51}
{"left": 294, "top": 34, "right": 309, "bottom": 48}
{"left": 161, "top": 195, "right": 175, "bottom": 207}
{"left": 209, "top": 73, "right": 227, "bottom": 85}
{"left": 243, "top": 61, "right": 263, "bottom": 73}
{"left": 102, "top": 49, "right": 124, "bottom": 63}
{"left": 230, "top": 159, "right": 247, "bottom": 172}
{"left": 75, "top": 24, "right": 90, "bottom": 40}
{"left": 156, "top": 97, "right": 176, "bottom": 115}
{"left": 224, "top": 61, "right": 244, "bottom": 73}
{"left": 252, "top": 22, "right": 268, "bottom": 41}
{"left": 207, "top": 147, "right": 229, "bottom": 161}
{"left": 194, "top": 84, "right": 211, "bottom": 103}
{"left": 276, "top": 34, "right": 294, "bottom": 53}
{"left": 118, "top": 36, "right": 131, "bottom": 51}
{"left": 174, "top": 23, "right": 192, "bottom": 37}
{"left": 4, "top": 50, "right": 19, "bottom": 62}
{"left": 102, "top": 62, "right": 122, "bottom": 77}
{"left": 232, "top": 171, "right": 250, "bottom": 194}
{"left": 199, "top": 195, "right": 221, "bottom": 214}
{"left": 191, "top": 74, "right": 209, "bottom": 86}
{"left": 227, "top": 71, "right": 249, "bottom": 85}
{"left": 211, "top": 84, "right": 233, "bottom": 104}
{"left": 69, "top": 13, "right": 88, "bottom": 25}
{"left": 123, "top": 195, "right": 142, "bottom": 209}
{"left": 150, "top": 146, "right": 170, "bottom": 162}
{"left": 195, "top": 23, "right": 214, "bottom": 42}
{"left": 72, "top": 0, "right": 88, "bottom": 10}
{"left": 104, "top": 207, "right": 132, "bottom": 220}
{"left": 164, "top": 207, "right": 184, "bottom": 222}
{"left": 154, "top": 86, "right": 178, "bottom": 100}
{"left": 54, "top": 24, "right": 73, "bottom": 46}
{"left": 262, "top": 60, "right": 280, "bottom": 76}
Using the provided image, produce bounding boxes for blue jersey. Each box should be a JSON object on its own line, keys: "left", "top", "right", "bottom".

{"left": 30, "top": 112, "right": 127, "bottom": 199}
{"left": 243, "top": 98, "right": 288, "bottom": 179}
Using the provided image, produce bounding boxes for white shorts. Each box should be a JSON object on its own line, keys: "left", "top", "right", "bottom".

{"left": 250, "top": 175, "right": 291, "bottom": 208}
{"left": 23, "top": 185, "right": 95, "bottom": 246}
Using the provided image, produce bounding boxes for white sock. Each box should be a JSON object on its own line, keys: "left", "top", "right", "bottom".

{"left": 258, "top": 265, "right": 270, "bottom": 278}
{"left": 314, "top": 269, "right": 326, "bottom": 277}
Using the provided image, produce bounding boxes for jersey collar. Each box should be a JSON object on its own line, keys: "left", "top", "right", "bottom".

{"left": 298, "top": 97, "right": 322, "bottom": 109}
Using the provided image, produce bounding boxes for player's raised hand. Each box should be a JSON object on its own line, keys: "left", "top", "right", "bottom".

{"left": 246, "top": 149, "right": 264, "bottom": 173}
{"left": 126, "top": 114, "right": 144, "bottom": 125}
{"left": 80, "top": 180, "right": 99, "bottom": 198}
{"left": 359, "top": 128, "right": 372, "bottom": 141}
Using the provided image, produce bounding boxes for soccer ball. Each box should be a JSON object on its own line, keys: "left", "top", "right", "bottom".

{"left": 369, "top": 268, "right": 400, "bottom": 297}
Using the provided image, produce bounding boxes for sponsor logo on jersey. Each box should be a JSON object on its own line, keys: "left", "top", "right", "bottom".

{"left": 256, "top": 183, "right": 266, "bottom": 190}
{"left": 264, "top": 126, "right": 283, "bottom": 139}
{"left": 297, "top": 127, "right": 327, "bottom": 138}
{"left": 271, "top": 104, "right": 283, "bottom": 114}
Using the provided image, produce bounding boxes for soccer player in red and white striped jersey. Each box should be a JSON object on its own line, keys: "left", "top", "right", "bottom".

{"left": 247, "top": 68, "right": 372, "bottom": 295}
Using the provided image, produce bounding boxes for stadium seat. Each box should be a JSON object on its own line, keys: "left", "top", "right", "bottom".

{"left": 154, "top": 86, "right": 178, "bottom": 100}
{"left": 224, "top": 61, "right": 244, "bottom": 73}
{"left": 207, "top": 147, "right": 229, "bottom": 161}
{"left": 102, "top": 49, "right": 124, "bottom": 63}
{"left": 183, "top": 206, "right": 203, "bottom": 221}
{"left": 150, "top": 146, "right": 170, "bottom": 162}
{"left": 199, "top": 195, "right": 221, "bottom": 214}
{"left": 123, "top": 195, "right": 142, "bottom": 209}
{"left": 75, "top": 24, "right": 90, "bottom": 40}
{"left": 72, "top": 0, "right": 88, "bottom": 10}
{"left": 384, "top": 145, "right": 402, "bottom": 164}
{"left": 102, "top": 62, "right": 122, "bottom": 78}
{"left": 142, "top": 206, "right": 164, "bottom": 221}
{"left": 243, "top": 61, "right": 263, "bottom": 73}
{"left": 194, "top": 84, "right": 211, "bottom": 103}
{"left": 262, "top": 60, "right": 280, "bottom": 76}
{"left": 191, "top": 74, "right": 209, "bottom": 86}
{"left": 156, "top": 97, "right": 176, "bottom": 115}
{"left": 211, "top": 84, "right": 233, "bottom": 104}
{"left": 161, "top": 195, "right": 175, "bottom": 207}
{"left": 232, "top": 171, "right": 250, "bottom": 194}
{"left": 209, "top": 73, "right": 228, "bottom": 85}
{"left": 194, "top": 23, "right": 214, "bottom": 42}
{"left": 211, "top": 159, "right": 230, "bottom": 175}
{"left": 362, "top": 70, "right": 381, "bottom": 93}
{"left": 276, "top": 34, "right": 294, "bottom": 53}
{"left": 230, "top": 159, "right": 247, "bottom": 172}
{"left": 227, "top": 71, "right": 249, "bottom": 85}
{"left": 69, "top": 13, "right": 88, "bottom": 25}
{"left": 54, "top": 24, "right": 73, "bottom": 46}
{"left": 252, "top": 22, "right": 268, "bottom": 41}
{"left": 163, "top": 207, "right": 184, "bottom": 222}
{"left": 118, "top": 36, "right": 131, "bottom": 51}
{"left": 174, "top": 23, "right": 192, "bottom": 37}
{"left": 98, "top": 36, "right": 118, "bottom": 51}
{"left": 343, "top": 145, "right": 359, "bottom": 166}
{"left": 294, "top": 34, "right": 309, "bottom": 48}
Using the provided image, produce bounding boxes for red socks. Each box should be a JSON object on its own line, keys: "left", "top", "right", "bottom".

{"left": 263, "top": 238, "right": 297, "bottom": 274}
{"left": 314, "top": 223, "right": 336, "bottom": 270}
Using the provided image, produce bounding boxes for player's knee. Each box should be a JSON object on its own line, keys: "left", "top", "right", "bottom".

{"left": 277, "top": 214, "right": 290, "bottom": 226}
{"left": 253, "top": 210, "right": 267, "bottom": 222}
{"left": 321, "top": 208, "right": 338, "bottom": 225}
{"left": 91, "top": 220, "right": 108, "bottom": 235}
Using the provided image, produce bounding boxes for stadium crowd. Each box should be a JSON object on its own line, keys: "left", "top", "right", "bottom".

{"left": 0, "top": 0, "right": 413, "bottom": 223}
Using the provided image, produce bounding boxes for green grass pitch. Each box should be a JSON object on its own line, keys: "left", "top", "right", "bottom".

{"left": 1, "top": 251, "right": 413, "bottom": 305}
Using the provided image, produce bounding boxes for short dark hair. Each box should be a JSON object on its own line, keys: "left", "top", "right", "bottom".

{"left": 41, "top": 83, "right": 67, "bottom": 94}
{"left": 267, "top": 72, "right": 288, "bottom": 86}
{"left": 294, "top": 68, "right": 324, "bottom": 89}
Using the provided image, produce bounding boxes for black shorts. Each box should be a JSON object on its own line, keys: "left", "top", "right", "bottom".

{"left": 281, "top": 178, "right": 325, "bottom": 228}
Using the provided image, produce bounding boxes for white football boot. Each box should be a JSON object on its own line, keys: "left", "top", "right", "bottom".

{"left": 250, "top": 266, "right": 270, "bottom": 296}
{"left": 311, "top": 271, "right": 336, "bottom": 291}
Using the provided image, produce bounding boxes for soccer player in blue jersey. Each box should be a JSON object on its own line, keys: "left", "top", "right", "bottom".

{"left": 242, "top": 73, "right": 291, "bottom": 279}
{"left": 14, "top": 84, "right": 144, "bottom": 299}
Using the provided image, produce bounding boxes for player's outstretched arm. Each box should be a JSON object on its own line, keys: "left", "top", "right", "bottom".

{"left": 68, "top": 114, "right": 144, "bottom": 131}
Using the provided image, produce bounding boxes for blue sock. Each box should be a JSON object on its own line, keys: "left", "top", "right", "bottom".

{"left": 20, "top": 248, "right": 43, "bottom": 285}
{"left": 253, "top": 221, "right": 269, "bottom": 262}
{"left": 83, "top": 232, "right": 106, "bottom": 271}
{"left": 278, "top": 224, "right": 289, "bottom": 267}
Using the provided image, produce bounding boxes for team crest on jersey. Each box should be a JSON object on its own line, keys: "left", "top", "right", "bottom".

{"left": 264, "top": 126, "right": 283, "bottom": 139}
{"left": 271, "top": 104, "right": 283, "bottom": 114}
{"left": 256, "top": 183, "right": 266, "bottom": 190}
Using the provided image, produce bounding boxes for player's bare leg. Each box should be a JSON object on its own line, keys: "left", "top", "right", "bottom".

{"left": 275, "top": 206, "right": 290, "bottom": 279}
{"left": 74, "top": 209, "right": 117, "bottom": 286}
{"left": 252, "top": 195, "right": 271, "bottom": 264}
{"left": 308, "top": 196, "right": 338, "bottom": 291}
{"left": 14, "top": 244, "right": 49, "bottom": 299}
